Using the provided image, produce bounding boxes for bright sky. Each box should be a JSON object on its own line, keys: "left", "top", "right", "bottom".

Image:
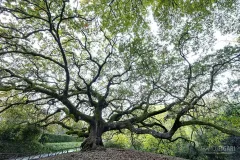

{"left": 214, "top": 31, "right": 239, "bottom": 49}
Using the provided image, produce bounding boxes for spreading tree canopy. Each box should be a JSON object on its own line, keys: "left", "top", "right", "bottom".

{"left": 0, "top": 0, "right": 239, "bottom": 150}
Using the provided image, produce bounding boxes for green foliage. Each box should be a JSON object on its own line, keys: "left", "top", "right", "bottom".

{"left": 104, "top": 141, "right": 127, "bottom": 149}
{"left": 0, "top": 126, "right": 22, "bottom": 141}
{"left": 0, "top": 0, "right": 239, "bottom": 154}
{"left": 21, "top": 125, "right": 42, "bottom": 142}
{"left": 222, "top": 136, "right": 240, "bottom": 160}
{"left": 39, "top": 133, "right": 82, "bottom": 143}
{"left": 104, "top": 133, "right": 130, "bottom": 149}
{"left": 137, "top": 134, "right": 198, "bottom": 158}
{"left": 0, "top": 95, "right": 43, "bottom": 142}
{"left": 0, "top": 141, "right": 44, "bottom": 154}
{"left": 141, "top": 135, "right": 161, "bottom": 153}
{"left": 103, "top": 131, "right": 201, "bottom": 159}
{"left": 0, "top": 124, "right": 42, "bottom": 142}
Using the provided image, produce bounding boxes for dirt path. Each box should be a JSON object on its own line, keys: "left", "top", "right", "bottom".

{"left": 41, "top": 148, "right": 187, "bottom": 160}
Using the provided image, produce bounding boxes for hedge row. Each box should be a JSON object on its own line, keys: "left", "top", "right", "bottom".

{"left": 39, "top": 133, "right": 83, "bottom": 143}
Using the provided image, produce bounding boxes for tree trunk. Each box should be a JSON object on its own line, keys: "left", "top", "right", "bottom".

{"left": 81, "top": 121, "right": 105, "bottom": 151}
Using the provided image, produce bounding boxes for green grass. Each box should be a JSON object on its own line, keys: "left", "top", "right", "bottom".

{"left": 43, "top": 142, "right": 81, "bottom": 152}
{"left": 0, "top": 141, "right": 81, "bottom": 154}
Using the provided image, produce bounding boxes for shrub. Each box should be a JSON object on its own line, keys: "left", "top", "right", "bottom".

{"left": 104, "top": 140, "right": 126, "bottom": 149}
{"left": 222, "top": 136, "right": 240, "bottom": 160}
{"left": 20, "top": 125, "right": 42, "bottom": 142}
{"left": 104, "top": 133, "right": 130, "bottom": 149}
{"left": 0, "top": 141, "right": 44, "bottom": 154}
{"left": 0, "top": 125, "right": 42, "bottom": 142}
{"left": 39, "top": 133, "right": 82, "bottom": 143}
{"left": 0, "top": 126, "right": 22, "bottom": 141}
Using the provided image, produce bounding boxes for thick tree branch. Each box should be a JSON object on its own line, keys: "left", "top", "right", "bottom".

{"left": 181, "top": 120, "right": 240, "bottom": 136}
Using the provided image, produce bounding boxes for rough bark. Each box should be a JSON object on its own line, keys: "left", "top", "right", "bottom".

{"left": 81, "top": 121, "right": 105, "bottom": 151}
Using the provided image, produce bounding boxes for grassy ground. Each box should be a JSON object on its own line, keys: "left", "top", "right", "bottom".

{"left": 0, "top": 141, "right": 81, "bottom": 154}
{"left": 43, "top": 142, "right": 81, "bottom": 152}
{"left": 0, "top": 141, "right": 81, "bottom": 159}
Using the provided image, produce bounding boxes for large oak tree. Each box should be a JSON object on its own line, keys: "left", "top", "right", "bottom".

{"left": 0, "top": 0, "right": 239, "bottom": 150}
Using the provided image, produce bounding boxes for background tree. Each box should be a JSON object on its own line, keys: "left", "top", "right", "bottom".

{"left": 0, "top": 0, "right": 239, "bottom": 151}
